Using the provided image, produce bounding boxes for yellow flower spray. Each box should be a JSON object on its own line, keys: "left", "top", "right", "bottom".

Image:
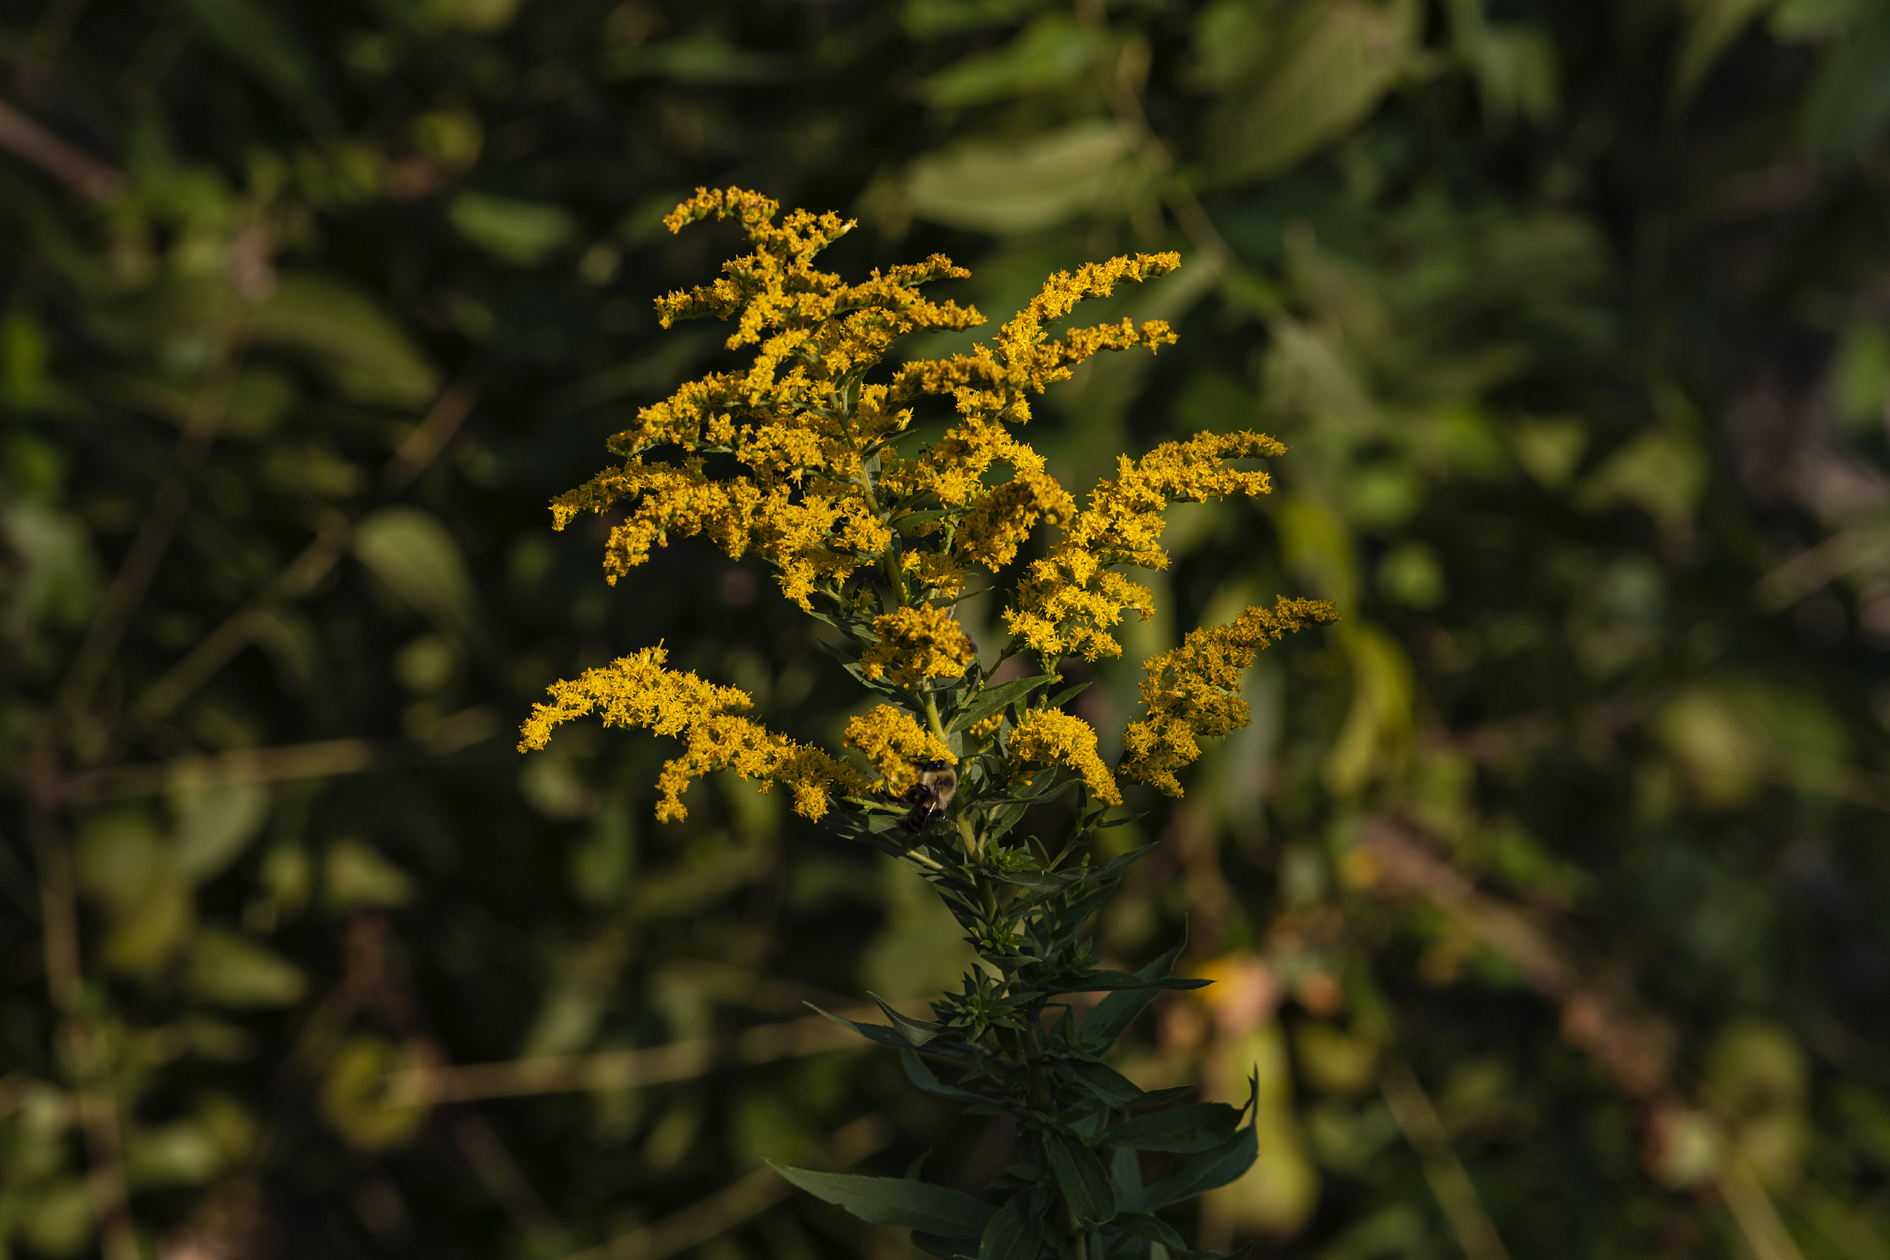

{"left": 520, "top": 188, "right": 1336, "bottom": 1255}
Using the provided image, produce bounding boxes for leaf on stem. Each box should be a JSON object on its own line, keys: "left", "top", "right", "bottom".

{"left": 767, "top": 1164, "right": 995, "bottom": 1237}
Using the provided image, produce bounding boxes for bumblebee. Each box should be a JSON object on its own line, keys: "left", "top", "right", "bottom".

{"left": 899, "top": 761, "right": 958, "bottom": 833}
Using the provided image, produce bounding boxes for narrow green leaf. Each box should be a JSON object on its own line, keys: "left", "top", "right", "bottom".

{"left": 1043, "top": 1131, "right": 1116, "bottom": 1226}
{"left": 806, "top": 1003, "right": 912, "bottom": 1049}
{"left": 1078, "top": 930, "right": 1189, "bottom": 1055}
{"left": 1101, "top": 1103, "right": 1242, "bottom": 1154}
{"left": 1111, "top": 1146, "right": 1143, "bottom": 1196}
{"left": 769, "top": 1165, "right": 995, "bottom": 1238}
{"left": 952, "top": 673, "right": 1057, "bottom": 732}
{"left": 901, "top": 1048, "right": 982, "bottom": 1101}
{"left": 1111, "top": 1213, "right": 1188, "bottom": 1253}
{"left": 1045, "top": 970, "right": 1207, "bottom": 995}
{"left": 872, "top": 993, "right": 948, "bottom": 1046}
{"left": 1125, "top": 1124, "right": 1258, "bottom": 1213}
{"left": 978, "top": 1190, "right": 1048, "bottom": 1260}
{"left": 1062, "top": 1059, "right": 1145, "bottom": 1109}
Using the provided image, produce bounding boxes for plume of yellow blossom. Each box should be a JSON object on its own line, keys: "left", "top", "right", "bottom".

{"left": 860, "top": 605, "right": 975, "bottom": 690}
{"left": 843, "top": 705, "right": 954, "bottom": 797}
{"left": 1008, "top": 708, "right": 1122, "bottom": 807}
{"left": 518, "top": 647, "right": 870, "bottom": 821}
{"left": 1004, "top": 430, "right": 1290, "bottom": 661}
{"left": 1122, "top": 597, "right": 1340, "bottom": 795}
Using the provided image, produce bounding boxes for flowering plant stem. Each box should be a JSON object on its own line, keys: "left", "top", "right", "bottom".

{"left": 520, "top": 188, "right": 1336, "bottom": 1257}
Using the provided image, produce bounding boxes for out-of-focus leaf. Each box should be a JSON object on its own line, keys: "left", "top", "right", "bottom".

{"left": 19, "top": 1179, "right": 94, "bottom": 1257}
{"left": 449, "top": 191, "right": 579, "bottom": 266}
{"left": 252, "top": 273, "right": 438, "bottom": 408}
{"left": 1206, "top": 0, "right": 1419, "bottom": 185}
{"left": 182, "top": 0, "right": 328, "bottom": 122}
{"left": 900, "top": 0, "right": 1048, "bottom": 39}
{"left": 170, "top": 780, "right": 270, "bottom": 884}
{"left": 320, "top": 1035, "right": 430, "bottom": 1150}
{"left": 903, "top": 121, "right": 1136, "bottom": 234}
{"left": 921, "top": 15, "right": 1104, "bottom": 106}
{"left": 0, "top": 503, "right": 99, "bottom": 634}
{"left": 184, "top": 928, "right": 307, "bottom": 1007}
{"left": 1674, "top": 0, "right": 1778, "bottom": 104}
{"left": 604, "top": 35, "right": 788, "bottom": 83}
{"left": 426, "top": 0, "right": 521, "bottom": 33}
{"left": 322, "top": 838, "right": 415, "bottom": 911}
{"left": 125, "top": 1120, "right": 222, "bottom": 1186}
{"left": 352, "top": 507, "right": 479, "bottom": 642}
{"left": 1800, "top": 9, "right": 1890, "bottom": 155}
{"left": 1444, "top": 0, "right": 1559, "bottom": 124}
{"left": 1512, "top": 417, "right": 1589, "bottom": 486}
{"left": 1578, "top": 429, "right": 1706, "bottom": 533}
{"left": 1322, "top": 624, "right": 1413, "bottom": 798}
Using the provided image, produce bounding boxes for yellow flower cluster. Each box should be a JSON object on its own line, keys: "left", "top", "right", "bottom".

{"left": 1122, "top": 597, "right": 1339, "bottom": 795}
{"left": 843, "top": 705, "right": 954, "bottom": 797}
{"left": 549, "top": 188, "right": 1187, "bottom": 618}
{"left": 860, "top": 605, "right": 975, "bottom": 689}
{"left": 1005, "top": 431, "right": 1289, "bottom": 661}
{"left": 548, "top": 187, "right": 986, "bottom": 610}
{"left": 517, "top": 647, "right": 869, "bottom": 821}
{"left": 1009, "top": 708, "right": 1121, "bottom": 806}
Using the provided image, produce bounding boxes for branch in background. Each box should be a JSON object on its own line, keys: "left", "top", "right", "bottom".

{"left": 122, "top": 383, "right": 478, "bottom": 741}
{"left": 384, "top": 1004, "right": 933, "bottom": 1106}
{"left": 0, "top": 97, "right": 123, "bottom": 201}
{"left": 1354, "top": 817, "right": 1808, "bottom": 1260}
{"left": 557, "top": 1114, "right": 890, "bottom": 1260}
{"left": 1379, "top": 1060, "right": 1513, "bottom": 1260}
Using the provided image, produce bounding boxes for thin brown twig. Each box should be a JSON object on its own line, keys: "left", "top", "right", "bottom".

{"left": 1379, "top": 1060, "right": 1513, "bottom": 1260}
{"left": 0, "top": 97, "right": 122, "bottom": 201}
{"left": 27, "top": 743, "right": 138, "bottom": 1260}
{"left": 124, "top": 382, "right": 477, "bottom": 738}
{"left": 384, "top": 1004, "right": 932, "bottom": 1106}
{"left": 53, "top": 315, "right": 247, "bottom": 733}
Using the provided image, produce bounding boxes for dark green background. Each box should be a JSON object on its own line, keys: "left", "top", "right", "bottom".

{"left": 2, "top": 1, "right": 1888, "bottom": 1258}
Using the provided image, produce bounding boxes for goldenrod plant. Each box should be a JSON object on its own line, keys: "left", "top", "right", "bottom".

{"left": 520, "top": 188, "right": 1336, "bottom": 1256}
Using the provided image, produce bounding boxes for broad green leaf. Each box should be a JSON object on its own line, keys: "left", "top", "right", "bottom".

{"left": 1207, "top": 0, "right": 1418, "bottom": 185}
{"left": 352, "top": 507, "right": 479, "bottom": 642}
{"left": 978, "top": 1190, "right": 1047, "bottom": 1260}
{"left": 252, "top": 273, "right": 438, "bottom": 409}
{"left": 769, "top": 1165, "right": 995, "bottom": 1237}
{"left": 449, "top": 192, "right": 579, "bottom": 266}
{"left": 1043, "top": 1131, "right": 1116, "bottom": 1225}
{"left": 950, "top": 673, "right": 1057, "bottom": 732}
{"left": 1127, "top": 1124, "right": 1258, "bottom": 1212}
{"left": 1102, "top": 1103, "right": 1242, "bottom": 1154}
{"left": 904, "top": 122, "right": 1137, "bottom": 234}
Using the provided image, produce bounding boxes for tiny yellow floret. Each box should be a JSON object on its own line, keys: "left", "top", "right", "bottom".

{"left": 843, "top": 705, "right": 955, "bottom": 797}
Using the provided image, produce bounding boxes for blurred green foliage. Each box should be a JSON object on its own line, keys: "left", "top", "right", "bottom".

{"left": 1, "top": 1, "right": 1888, "bottom": 1258}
